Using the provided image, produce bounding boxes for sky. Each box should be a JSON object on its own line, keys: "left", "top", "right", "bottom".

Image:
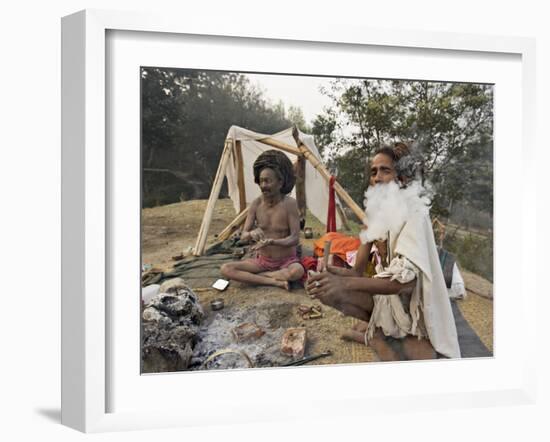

{"left": 244, "top": 73, "right": 336, "bottom": 126}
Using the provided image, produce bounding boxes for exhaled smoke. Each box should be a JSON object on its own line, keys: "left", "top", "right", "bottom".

{"left": 360, "top": 180, "right": 432, "bottom": 244}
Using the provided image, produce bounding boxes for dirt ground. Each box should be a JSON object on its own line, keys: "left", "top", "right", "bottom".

{"left": 142, "top": 199, "right": 493, "bottom": 366}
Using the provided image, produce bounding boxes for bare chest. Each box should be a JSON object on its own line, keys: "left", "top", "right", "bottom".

{"left": 255, "top": 202, "right": 289, "bottom": 236}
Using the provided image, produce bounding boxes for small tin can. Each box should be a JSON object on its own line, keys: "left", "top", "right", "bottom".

{"left": 211, "top": 298, "right": 224, "bottom": 311}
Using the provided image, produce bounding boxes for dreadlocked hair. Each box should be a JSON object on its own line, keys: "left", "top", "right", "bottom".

{"left": 253, "top": 149, "right": 296, "bottom": 195}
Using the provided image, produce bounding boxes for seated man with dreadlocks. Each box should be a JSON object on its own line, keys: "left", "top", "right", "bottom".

{"left": 221, "top": 150, "right": 305, "bottom": 290}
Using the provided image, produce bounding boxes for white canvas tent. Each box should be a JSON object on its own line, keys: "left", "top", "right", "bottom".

{"left": 193, "top": 125, "right": 365, "bottom": 256}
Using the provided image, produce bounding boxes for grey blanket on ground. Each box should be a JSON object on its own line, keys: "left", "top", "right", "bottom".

{"left": 450, "top": 300, "right": 492, "bottom": 358}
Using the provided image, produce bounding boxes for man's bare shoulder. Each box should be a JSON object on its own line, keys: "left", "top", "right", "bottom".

{"left": 282, "top": 195, "right": 298, "bottom": 208}
{"left": 250, "top": 197, "right": 262, "bottom": 208}
{"left": 282, "top": 196, "right": 299, "bottom": 212}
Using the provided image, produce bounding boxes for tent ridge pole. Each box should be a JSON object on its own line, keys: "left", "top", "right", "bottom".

{"left": 257, "top": 137, "right": 301, "bottom": 155}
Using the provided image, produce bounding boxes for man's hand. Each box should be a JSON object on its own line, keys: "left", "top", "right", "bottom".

{"left": 306, "top": 266, "right": 345, "bottom": 305}
{"left": 250, "top": 238, "right": 273, "bottom": 251}
{"left": 241, "top": 227, "right": 265, "bottom": 243}
{"left": 249, "top": 228, "right": 265, "bottom": 242}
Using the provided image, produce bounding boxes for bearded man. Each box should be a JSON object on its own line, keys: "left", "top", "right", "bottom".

{"left": 221, "top": 150, "right": 305, "bottom": 290}
{"left": 307, "top": 144, "right": 461, "bottom": 361}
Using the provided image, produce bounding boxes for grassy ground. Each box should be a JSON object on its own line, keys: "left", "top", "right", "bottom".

{"left": 142, "top": 198, "right": 493, "bottom": 366}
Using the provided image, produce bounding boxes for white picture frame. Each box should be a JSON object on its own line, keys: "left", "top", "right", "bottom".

{"left": 61, "top": 9, "right": 537, "bottom": 433}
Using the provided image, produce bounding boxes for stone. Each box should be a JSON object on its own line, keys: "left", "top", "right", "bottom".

{"left": 146, "top": 290, "right": 203, "bottom": 326}
{"left": 281, "top": 328, "right": 307, "bottom": 358}
{"left": 141, "top": 323, "right": 196, "bottom": 372}
{"left": 142, "top": 307, "right": 163, "bottom": 323}
{"left": 159, "top": 277, "right": 190, "bottom": 294}
{"left": 142, "top": 284, "right": 160, "bottom": 305}
{"left": 231, "top": 322, "right": 265, "bottom": 342}
{"left": 141, "top": 285, "right": 204, "bottom": 373}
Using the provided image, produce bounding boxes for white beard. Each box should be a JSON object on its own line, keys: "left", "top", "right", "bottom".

{"left": 360, "top": 180, "right": 431, "bottom": 244}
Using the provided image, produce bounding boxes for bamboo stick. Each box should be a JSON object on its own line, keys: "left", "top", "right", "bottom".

{"left": 235, "top": 140, "right": 247, "bottom": 213}
{"left": 323, "top": 240, "right": 332, "bottom": 269}
{"left": 295, "top": 155, "right": 307, "bottom": 220}
{"left": 193, "top": 140, "right": 233, "bottom": 256}
{"left": 217, "top": 206, "right": 249, "bottom": 241}
{"left": 257, "top": 137, "right": 301, "bottom": 156}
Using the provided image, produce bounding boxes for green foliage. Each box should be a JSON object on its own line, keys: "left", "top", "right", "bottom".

{"left": 316, "top": 79, "right": 493, "bottom": 219}
{"left": 443, "top": 230, "right": 493, "bottom": 282}
{"left": 329, "top": 148, "right": 368, "bottom": 204}
{"left": 311, "top": 111, "right": 337, "bottom": 157}
{"left": 141, "top": 68, "right": 294, "bottom": 206}
{"left": 287, "top": 106, "right": 311, "bottom": 133}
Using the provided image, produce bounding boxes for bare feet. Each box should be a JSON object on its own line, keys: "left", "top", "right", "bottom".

{"left": 341, "top": 319, "right": 435, "bottom": 361}
{"left": 352, "top": 320, "right": 368, "bottom": 332}
{"left": 261, "top": 270, "right": 275, "bottom": 279}
{"left": 262, "top": 276, "right": 289, "bottom": 291}
{"left": 276, "top": 280, "right": 290, "bottom": 291}
{"left": 341, "top": 329, "right": 365, "bottom": 343}
{"left": 341, "top": 320, "right": 369, "bottom": 343}
{"left": 341, "top": 324, "right": 401, "bottom": 361}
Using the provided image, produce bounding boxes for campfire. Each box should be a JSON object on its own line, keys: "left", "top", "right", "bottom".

{"left": 141, "top": 278, "right": 327, "bottom": 372}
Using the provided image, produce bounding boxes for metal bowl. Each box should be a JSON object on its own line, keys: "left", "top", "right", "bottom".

{"left": 211, "top": 298, "right": 224, "bottom": 311}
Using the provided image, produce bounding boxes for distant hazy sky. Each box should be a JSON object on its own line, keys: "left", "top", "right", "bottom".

{"left": 244, "top": 73, "right": 336, "bottom": 126}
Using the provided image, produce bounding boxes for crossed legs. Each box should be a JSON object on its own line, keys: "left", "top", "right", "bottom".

{"left": 220, "top": 259, "right": 304, "bottom": 290}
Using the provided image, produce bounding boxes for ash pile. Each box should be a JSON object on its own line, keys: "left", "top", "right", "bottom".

{"left": 190, "top": 300, "right": 307, "bottom": 370}
{"left": 142, "top": 277, "right": 317, "bottom": 373}
{"left": 141, "top": 278, "right": 204, "bottom": 373}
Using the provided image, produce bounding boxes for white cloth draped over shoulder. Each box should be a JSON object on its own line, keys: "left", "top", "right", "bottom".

{"left": 367, "top": 213, "right": 461, "bottom": 359}
{"left": 366, "top": 256, "right": 425, "bottom": 343}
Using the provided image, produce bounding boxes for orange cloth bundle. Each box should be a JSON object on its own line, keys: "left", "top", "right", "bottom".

{"left": 313, "top": 232, "right": 361, "bottom": 262}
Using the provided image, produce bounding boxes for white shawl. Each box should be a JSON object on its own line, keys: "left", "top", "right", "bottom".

{"left": 365, "top": 212, "right": 461, "bottom": 359}
{"left": 390, "top": 212, "right": 461, "bottom": 359}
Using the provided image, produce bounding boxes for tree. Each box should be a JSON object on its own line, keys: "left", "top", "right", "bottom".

{"left": 287, "top": 105, "right": 310, "bottom": 133}
{"left": 315, "top": 78, "right": 493, "bottom": 218}
{"left": 141, "top": 68, "right": 293, "bottom": 206}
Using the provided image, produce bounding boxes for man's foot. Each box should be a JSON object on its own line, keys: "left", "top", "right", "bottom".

{"left": 341, "top": 320, "right": 369, "bottom": 343}
{"left": 341, "top": 329, "right": 365, "bottom": 343}
{"left": 341, "top": 325, "right": 402, "bottom": 361}
{"left": 262, "top": 270, "right": 286, "bottom": 281}
{"left": 352, "top": 320, "right": 368, "bottom": 332}
{"left": 272, "top": 279, "right": 290, "bottom": 291}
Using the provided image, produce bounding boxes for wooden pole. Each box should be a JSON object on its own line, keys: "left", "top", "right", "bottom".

{"left": 235, "top": 140, "right": 247, "bottom": 213}
{"left": 323, "top": 240, "right": 332, "bottom": 269}
{"left": 193, "top": 139, "right": 233, "bottom": 256}
{"left": 257, "top": 137, "right": 301, "bottom": 156}
{"left": 217, "top": 206, "right": 249, "bottom": 242}
{"left": 295, "top": 155, "right": 307, "bottom": 222}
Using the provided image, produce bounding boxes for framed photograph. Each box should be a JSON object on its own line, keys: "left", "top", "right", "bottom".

{"left": 62, "top": 9, "right": 536, "bottom": 432}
